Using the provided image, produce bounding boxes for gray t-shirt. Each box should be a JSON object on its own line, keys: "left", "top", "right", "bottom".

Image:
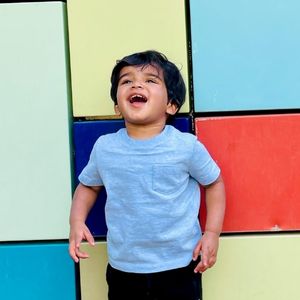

{"left": 79, "top": 125, "right": 220, "bottom": 273}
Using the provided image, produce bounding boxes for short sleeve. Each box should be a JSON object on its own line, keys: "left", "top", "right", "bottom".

{"left": 78, "top": 142, "right": 103, "bottom": 186}
{"left": 188, "top": 140, "right": 220, "bottom": 186}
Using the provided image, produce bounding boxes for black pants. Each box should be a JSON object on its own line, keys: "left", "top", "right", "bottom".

{"left": 106, "top": 260, "right": 202, "bottom": 300}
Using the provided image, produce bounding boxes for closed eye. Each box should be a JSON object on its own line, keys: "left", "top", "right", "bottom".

{"left": 146, "top": 78, "right": 158, "bottom": 84}
{"left": 120, "top": 79, "right": 132, "bottom": 85}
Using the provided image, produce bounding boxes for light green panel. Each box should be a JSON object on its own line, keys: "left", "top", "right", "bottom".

{"left": 67, "top": 0, "right": 189, "bottom": 117}
{"left": 0, "top": 2, "right": 72, "bottom": 241}
{"left": 79, "top": 237, "right": 300, "bottom": 300}
{"left": 203, "top": 234, "right": 300, "bottom": 300}
{"left": 79, "top": 242, "right": 108, "bottom": 300}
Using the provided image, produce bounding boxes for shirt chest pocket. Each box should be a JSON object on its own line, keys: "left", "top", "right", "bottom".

{"left": 152, "top": 164, "right": 186, "bottom": 195}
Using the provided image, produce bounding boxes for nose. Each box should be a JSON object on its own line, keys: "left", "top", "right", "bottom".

{"left": 131, "top": 80, "right": 143, "bottom": 89}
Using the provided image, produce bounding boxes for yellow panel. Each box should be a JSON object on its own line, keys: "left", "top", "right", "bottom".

{"left": 79, "top": 242, "right": 108, "bottom": 300}
{"left": 203, "top": 234, "right": 300, "bottom": 300}
{"left": 67, "top": 0, "right": 189, "bottom": 117}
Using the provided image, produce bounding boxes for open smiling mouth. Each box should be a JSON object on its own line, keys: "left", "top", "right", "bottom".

{"left": 129, "top": 94, "right": 147, "bottom": 103}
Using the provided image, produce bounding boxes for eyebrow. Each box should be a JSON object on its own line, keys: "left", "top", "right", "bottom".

{"left": 119, "top": 72, "right": 163, "bottom": 81}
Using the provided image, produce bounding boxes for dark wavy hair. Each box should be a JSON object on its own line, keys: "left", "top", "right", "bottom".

{"left": 110, "top": 50, "right": 186, "bottom": 111}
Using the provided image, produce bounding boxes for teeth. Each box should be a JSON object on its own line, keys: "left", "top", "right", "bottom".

{"left": 131, "top": 94, "right": 145, "bottom": 99}
{"left": 129, "top": 94, "right": 147, "bottom": 103}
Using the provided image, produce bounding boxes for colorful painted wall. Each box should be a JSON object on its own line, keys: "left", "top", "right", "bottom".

{"left": 1, "top": 0, "right": 300, "bottom": 299}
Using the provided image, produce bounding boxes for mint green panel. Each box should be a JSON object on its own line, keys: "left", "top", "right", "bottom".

{"left": 191, "top": 0, "right": 300, "bottom": 112}
{"left": 0, "top": 3, "right": 72, "bottom": 241}
{"left": 0, "top": 243, "right": 76, "bottom": 300}
{"left": 68, "top": 0, "right": 190, "bottom": 117}
{"left": 203, "top": 234, "right": 300, "bottom": 300}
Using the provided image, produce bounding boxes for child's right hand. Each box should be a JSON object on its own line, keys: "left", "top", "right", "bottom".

{"left": 69, "top": 221, "right": 95, "bottom": 263}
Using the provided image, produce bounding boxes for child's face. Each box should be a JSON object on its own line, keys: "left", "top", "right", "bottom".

{"left": 115, "top": 64, "right": 177, "bottom": 126}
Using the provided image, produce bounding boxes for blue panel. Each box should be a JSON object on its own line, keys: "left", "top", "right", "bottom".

{"left": 191, "top": 0, "right": 300, "bottom": 112}
{"left": 73, "top": 117, "right": 192, "bottom": 236}
{"left": 73, "top": 119, "right": 125, "bottom": 237}
{"left": 0, "top": 243, "right": 76, "bottom": 300}
{"left": 170, "top": 116, "right": 192, "bottom": 133}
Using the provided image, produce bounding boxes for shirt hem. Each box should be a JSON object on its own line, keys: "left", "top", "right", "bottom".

{"left": 108, "top": 257, "right": 193, "bottom": 274}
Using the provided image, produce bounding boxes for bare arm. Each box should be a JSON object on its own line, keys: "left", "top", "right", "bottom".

{"left": 193, "top": 174, "right": 226, "bottom": 273}
{"left": 69, "top": 183, "right": 102, "bottom": 263}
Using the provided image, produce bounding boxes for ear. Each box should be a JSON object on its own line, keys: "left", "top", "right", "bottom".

{"left": 114, "top": 105, "right": 122, "bottom": 116}
{"left": 166, "top": 101, "right": 178, "bottom": 116}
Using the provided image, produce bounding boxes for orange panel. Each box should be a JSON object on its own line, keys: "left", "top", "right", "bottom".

{"left": 196, "top": 114, "right": 300, "bottom": 232}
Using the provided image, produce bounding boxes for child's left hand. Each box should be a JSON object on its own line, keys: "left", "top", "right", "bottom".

{"left": 192, "top": 231, "right": 220, "bottom": 273}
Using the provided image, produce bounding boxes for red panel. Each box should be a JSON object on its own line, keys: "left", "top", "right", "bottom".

{"left": 196, "top": 114, "right": 300, "bottom": 232}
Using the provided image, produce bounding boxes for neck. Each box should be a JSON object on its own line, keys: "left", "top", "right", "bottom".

{"left": 125, "top": 122, "right": 166, "bottom": 140}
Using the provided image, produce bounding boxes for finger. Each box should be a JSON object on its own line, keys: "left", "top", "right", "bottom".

{"left": 195, "top": 254, "right": 217, "bottom": 273}
{"left": 69, "top": 241, "right": 79, "bottom": 263}
{"left": 193, "top": 241, "right": 202, "bottom": 261}
{"left": 84, "top": 229, "right": 95, "bottom": 247}
{"left": 194, "top": 261, "right": 208, "bottom": 273}
{"left": 75, "top": 246, "right": 90, "bottom": 260}
{"left": 208, "top": 255, "right": 217, "bottom": 268}
{"left": 201, "top": 249, "right": 209, "bottom": 269}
